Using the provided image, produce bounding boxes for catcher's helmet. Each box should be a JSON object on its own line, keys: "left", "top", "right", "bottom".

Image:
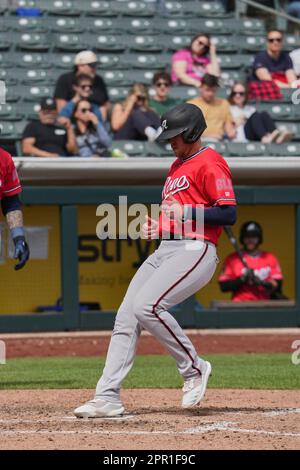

{"left": 239, "top": 221, "right": 263, "bottom": 244}
{"left": 156, "top": 103, "right": 207, "bottom": 143}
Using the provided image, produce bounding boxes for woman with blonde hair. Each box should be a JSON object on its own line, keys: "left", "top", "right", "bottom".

{"left": 111, "top": 83, "right": 161, "bottom": 141}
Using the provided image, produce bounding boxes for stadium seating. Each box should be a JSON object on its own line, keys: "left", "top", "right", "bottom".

{"left": 0, "top": 1, "right": 299, "bottom": 156}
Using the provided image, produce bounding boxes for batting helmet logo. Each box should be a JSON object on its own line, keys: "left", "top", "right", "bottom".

{"left": 162, "top": 120, "right": 168, "bottom": 130}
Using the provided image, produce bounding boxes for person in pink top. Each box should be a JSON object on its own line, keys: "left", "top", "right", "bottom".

{"left": 171, "top": 33, "right": 220, "bottom": 87}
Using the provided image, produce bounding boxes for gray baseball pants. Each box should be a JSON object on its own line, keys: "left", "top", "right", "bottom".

{"left": 95, "top": 239, "right": 218, "bottom": 403}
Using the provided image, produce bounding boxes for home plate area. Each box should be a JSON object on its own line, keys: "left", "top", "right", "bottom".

{"left": 0, "top": 389, "right": 299, "bottom": 450}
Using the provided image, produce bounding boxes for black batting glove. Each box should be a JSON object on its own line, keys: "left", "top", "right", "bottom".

{"left": 13, "top": 236, "right": 30, "bottom": 271}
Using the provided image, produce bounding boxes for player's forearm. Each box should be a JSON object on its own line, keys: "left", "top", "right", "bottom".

{"left": 6, "top": 209, "right": 25, "bottom": 239}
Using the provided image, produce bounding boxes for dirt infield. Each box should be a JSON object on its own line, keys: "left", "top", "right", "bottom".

{"left": 2, "top": 328, "right": 299, "bottom": 358}
{"left": 0, "top": 389, "right": 299, "bottom": 450}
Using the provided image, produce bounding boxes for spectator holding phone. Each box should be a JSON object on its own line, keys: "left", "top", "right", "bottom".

{"left": 171, "top": 33, "right": 220, "bottom": 87}
{"left": 71, "top": 99, "right": 112, "bottom": 158}
{"left": 111, "top": 84, "right": 161, "bottom": 141}
{"left": 22, "top": 97, "right": 77, "bottom": 157}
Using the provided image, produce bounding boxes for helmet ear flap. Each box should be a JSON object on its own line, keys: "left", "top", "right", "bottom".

{"left": 182, "top": 122, "right": 207, "bottom": 143}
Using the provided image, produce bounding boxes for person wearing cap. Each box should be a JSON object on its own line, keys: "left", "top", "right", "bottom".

{"left": 21, "top": 97, "right": 77, "bottom": 158}
{"left": 54, "top": 50, "right": 109, "bottom": 120}
{"left": 188, "top": 73, "right": 236, "bottom": 142}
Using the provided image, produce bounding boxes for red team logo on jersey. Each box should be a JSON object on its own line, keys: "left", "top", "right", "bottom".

{"left": 159, "top": 147, "right": 236, "bottom": 245}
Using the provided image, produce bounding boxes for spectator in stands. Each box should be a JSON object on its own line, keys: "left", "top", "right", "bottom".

{"left": 71, "top": 99, "right": 112, "bottom": 158}
{"left": 149, "top": 72, "right": 178, "bottom": 116}
{"left": 188, "top": 74, "right": 236, "bottom": 141}
{"left": 290, "top": 47, "right": 300, "bottom": 77}
{"left": 219, "top": 221, "right": 284, "bottom": 301}
{"left": 22, "top": 97, "right": 77, "bottom": 158}
{"left": 112, "top": 84, "right": 161, "bottom": 141}
{"left": 58, "top": 74, "right": 103, "bottom": 122}
{"left": 171, "top": 33, "right": 220, "bottom": 87}
{"left": 252, "top": 30, "right": 298, "bottom": 88}
{"left": 229, "top": 81, "right": 292, "bottom": 143}
{"left": 54, "top": 50, "right": 110, "bottom": 120}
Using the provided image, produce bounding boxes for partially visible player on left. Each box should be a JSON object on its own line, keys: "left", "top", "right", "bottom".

{"left": 0, "top": 147, "right": 30, "bottom": 270}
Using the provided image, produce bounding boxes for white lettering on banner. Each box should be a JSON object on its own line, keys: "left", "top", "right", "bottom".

{"left": 162, "top": 175, "right": 190, "bottom": 199}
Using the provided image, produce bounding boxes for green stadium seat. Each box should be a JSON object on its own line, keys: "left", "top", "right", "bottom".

{"left": 239, "top": 35, "right": 265, "bottom": 53}
{"left": 13, "top": 0, "right": 38, "bottom": 9}
{"left": 169, "top": 86, "right": 198, "bottom": 101}
{"left": 108, "top": 86, "right": 129, "bottom": 102}
{"left": 15, "top": 32, "right": 51, "bottom": 52}
{"left": 234, "top": 18, "right": 266, "bottom": 35}
{"left": 0, "top": 18, "right": 10, "bottom": 32}
{"left": 256, "top": 103, "right": 294, "bottom": 121}
{"left": 98, "top": 53, "right": 124, "bottom": 69}
{"left": 277, "top": 88, "right": 296, "bottom": 103}
{"left": 54, "top": 33, "right": 87, "bottom": 52}
{"left": 217, "top": 54, "right": 253, "bottom": 69}
{"left": 111, "top": 1, "right": 155, "bottom": 17}
{"left": 0, "top": 121, "right": 20, "bottom": 140}
{"left": 49, "top": 52, "right": 76, "bottom": 68}
{"left": 185, "top": 1, "right": 226, "bottom": 17}
{"left": 212, "top": 36, "right": 238, "bottom": 53}
{"left": 21, "top": 85, "right": 54, "bottom": 101}
{"left": 92, "top": 34, "right": 126, "bottom": 52}
{"left": 120, "top": 53, "right": 170, "bottom": 69}
{"left": 276, "top": 122, "right": 299, "bottom": 139}
{"left": 284, "top": 35, "right": 298, "bottom": 52}
{"left": 163, "top": 1, "right": 186, "bottom": 17}
{"left": 5, "top": 89, "right": 21, "bottom": 102}
{"left": 269, "top": 143, "right": 300, "bottom": 156}
{"left": 127, "top": 35, "right": 163, "bottom": 53}
{"left": 21, "top": 68, "right": 59, "bottom": 85}
{"left": 0, "top": 103, "right": 23, "bottom": 121}
{"left": 39, "top": 0, "right": 81, "bottom": 16}
{"left": 164, "top": 34, "right": 190, "bottom": 52}
{"left": 14, "top": 52, "right": 51, "bottom": 68}
{"left": 111, "top": 140, "right": 145, "bottom": 157}
{"left": 88, "top": 18, "right": 117, "bottom": 34}
{"left": 21, "top": 102, "right": 41, "bottom": 120}
{"left": 227, "top": 142, "right": 267, "bottom": 157}
{"left": 144, "top": 142, "right": 170, "bottom": 157}
{"left": 48, "top": 16, "right": 84, "bottom": 33}
{"left": 220, "top": 70, "right": 247, "bottom": 87}
{"left": 80, "top": 1, "right": 118, "bottom": 17}
{"left": 101, "top": 70, "right": 129, "bottom": 86}
{"left": 0, "top": 32, "right": 10, "bottom": 50}
{"left": 124, "top": 70, "right": 154, "bottom": 85}
{"left": 0, "top": 69, "right": 18, "bottom": 85}
{"left": 120, "top": 17, "right": 157, "bottom": 35}
{"left": 6, "top": 16, "right": 48, "bottom": 33}
{"left": 206, "top": 142, "right": 228, "bottom": 156}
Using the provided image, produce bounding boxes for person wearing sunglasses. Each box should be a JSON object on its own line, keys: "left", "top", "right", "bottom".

{"left": 111, "top": 84, "right": 161, "bottom": 142}
{"left": 252, "top": 30, "right": 297, "bottom": 88}
{"left": 58, "top": 74, "right": 104, "bottom": 123}
{"left": 171, "top": 33, "right": 220, "bottom": 88}
{"left": 228, "top": 82, "right": 292, "bottom": 144}
{"left": 71, "top": 99, "right": 112, "bottom": 158}
{"left": 54, "top": 50, "right": 110, "bottom": 120}
{"left": 149, "top": 71, "right": 178, "bottom": 116}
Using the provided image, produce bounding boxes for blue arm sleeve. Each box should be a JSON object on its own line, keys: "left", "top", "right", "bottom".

{"left": 185, "top": 205, "right": 237, "bottom": 226}
{"left": 1, "top": 194, "right": 22, "bottom": 216}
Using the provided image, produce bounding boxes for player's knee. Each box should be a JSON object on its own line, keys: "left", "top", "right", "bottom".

{"left": 132, "top": 297, "right": 151, "bottom": 321}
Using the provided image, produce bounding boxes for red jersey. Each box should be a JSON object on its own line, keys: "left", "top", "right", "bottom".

{"left": 159, "top": 146, "right": 236, "bottom": 245}
{"left": 219, "top": 251, "right": 283, "bottom": 301}
{"left": 0, "top": 148, "right": 21, "bottom": 201}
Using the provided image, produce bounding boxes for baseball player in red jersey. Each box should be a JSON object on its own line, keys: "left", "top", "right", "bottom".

{"left": 219, "top": 221, "right": 284, "bottom": 301}
{"left": 74, "top": 103, "right": 237, "bottom": 418}
{"left": 0, "top": 147, "right": 30, "bottom": 270}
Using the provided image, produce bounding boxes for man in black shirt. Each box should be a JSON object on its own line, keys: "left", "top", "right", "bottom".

{"left": 54, "top": 50, "right": 110, "bottom": 120}
{"left": 22, "top": 97, "right": 77, "bottom": 157}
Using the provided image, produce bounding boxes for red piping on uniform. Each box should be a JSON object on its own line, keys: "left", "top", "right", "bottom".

{"left": 151, "top": 243, "right": 209, "bottom": 377}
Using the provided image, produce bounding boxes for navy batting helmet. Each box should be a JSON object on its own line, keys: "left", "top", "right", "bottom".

{"left": 156, "top": 103, "right": 207, "bottom": 144}
{"left": 239, "top": 221, "right": 263, "bottom": 244}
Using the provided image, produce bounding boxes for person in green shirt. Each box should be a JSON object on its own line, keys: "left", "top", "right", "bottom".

{"left": 149, "top": 71, "right": 178, "bottom": 116}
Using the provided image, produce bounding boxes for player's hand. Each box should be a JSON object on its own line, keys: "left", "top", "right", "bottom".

{"left": 142, "top": 216, "right": 159, "bottom": 239}
{"left": 13, "top": 236, "right": 30, "bottom": 271}
{"left": 161, "top": 195, "right": 184, "bottom": 221}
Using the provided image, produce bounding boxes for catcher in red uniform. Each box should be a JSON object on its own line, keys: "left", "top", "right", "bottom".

{"left": 219, "top": 221, "right": 284, "bottom": 301}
